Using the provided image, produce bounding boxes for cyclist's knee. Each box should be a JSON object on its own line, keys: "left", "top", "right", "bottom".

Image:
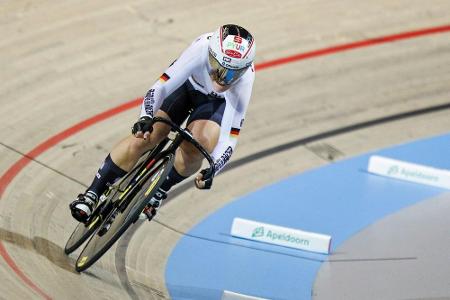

{"left": 180, "top": 141, "right": 204, "bottom": 162}
{"left": 187, "top": 120, "right": 220, "bottom": 153}
{"left": 175, "top": 144, "right": 203, "bottom": 175}
{"left": 127, "top": 135, "right": 153, "bottom": 157}
{"left": 127, "top": 125, "right": 169, "bottom": 155}
{"left": 197, "top": 134, "right": 218, "bottom": 156}
{"left": 179, "top": 132, "right": 216, "bottom": 168}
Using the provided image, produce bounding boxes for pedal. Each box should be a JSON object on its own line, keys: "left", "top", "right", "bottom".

{"left": 139, "top": 205, "right": 156, "bottom": 221}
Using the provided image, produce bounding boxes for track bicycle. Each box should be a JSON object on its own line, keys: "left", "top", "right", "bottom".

{"left": 64, "top": 116, "right": 215, "bottom": 272}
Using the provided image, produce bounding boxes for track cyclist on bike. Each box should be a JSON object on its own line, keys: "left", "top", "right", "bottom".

{"left": 70, "top": 24, "right": 256, "bottom": 222}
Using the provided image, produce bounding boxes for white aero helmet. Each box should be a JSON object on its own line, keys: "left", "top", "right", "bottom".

{"left": 208, "top": 24, "right": 255, "bottom": 86}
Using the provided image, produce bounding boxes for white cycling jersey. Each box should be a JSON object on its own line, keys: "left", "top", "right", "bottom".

{"left": 140, "top": 33, "right": 255, "bottom": 174}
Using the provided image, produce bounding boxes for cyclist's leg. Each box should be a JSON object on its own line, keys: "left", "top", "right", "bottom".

{"left": 82, "top": 110, "right": 170, "bottom": 197}
{"left": 141, "top": 89, "right": 225, "bottom": 220}
{"left": 83, "top": 80, "right": 193, "bottom": 199}
{"left": 70, "top": 112, "right": 171, "bottom": 222}
{"left": 141, "top": 117, "right": 222, "bottom": 220}
{"left": 109, "top": 111, "right": 171, "bottom": 171}
{"left": 173, "top": 119, "right": 220, "bottom": 175}
{"left": 157, "top": 92, "right": 226, "bottom": 193}
{"left": 71, "top": 82, "right": 192, "bottom": 221}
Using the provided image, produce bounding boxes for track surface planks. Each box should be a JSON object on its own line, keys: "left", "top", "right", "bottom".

{"left": 0, "top": 1, "right": 449, "bottom": 299}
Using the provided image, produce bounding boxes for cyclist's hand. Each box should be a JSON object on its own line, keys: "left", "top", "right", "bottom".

{"left": 132, "top": 116, "right": 153, "bottom": 140}
{"left": 195, "top": 168, "right": 214, "bottom": 190}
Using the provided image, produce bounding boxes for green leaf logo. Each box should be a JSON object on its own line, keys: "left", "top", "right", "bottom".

{"left": 252, "top": 226, "right": 264, "bottom": 238}
{"left": 387, "top": 165, "right": 399, "bottom": 175}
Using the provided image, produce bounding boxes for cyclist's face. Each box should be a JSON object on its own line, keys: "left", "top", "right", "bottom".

{"left": 208, "top": 52, "right": 248, "bottom": 86}
{"left": 211, "top": 78, "right": 231, "bottom": 92}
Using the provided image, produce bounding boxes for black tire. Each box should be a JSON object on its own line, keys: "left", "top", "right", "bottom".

{"left": 75, "top": 154, "right": 173, "bottom": 272}
{"left": 64, "top": 154, "right": 151, "bottom": 255}
{"left": 64, "top": 214, "right": 103, "bottom": 254}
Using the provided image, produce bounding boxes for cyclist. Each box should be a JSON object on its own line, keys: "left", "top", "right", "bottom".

{"left": 70, "top": 24, "right": 256, "bottom": 222}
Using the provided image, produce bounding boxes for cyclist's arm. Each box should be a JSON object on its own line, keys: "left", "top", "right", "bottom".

{"left": 210, "top": 67, "right": 255, "bottom": 175}
{"left": 140, "top": 35, "right": 208, "bottom": 118}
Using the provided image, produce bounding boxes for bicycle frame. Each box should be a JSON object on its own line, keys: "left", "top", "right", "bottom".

{"left": 66, "top": 117, "right": 216, "bottom": 260}
{"left": 152, "top": 116, "right": 216, "bottom": 176}
{"left": 112, "top": 116, "right": 216, "bottom": 211}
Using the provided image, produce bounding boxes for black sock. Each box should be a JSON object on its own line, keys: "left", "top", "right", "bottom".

{"left": 86, "top": 154, "right": 127, "bottom": 200}
{"left": 159, "top": 167, "right": 187, "bottom": 192}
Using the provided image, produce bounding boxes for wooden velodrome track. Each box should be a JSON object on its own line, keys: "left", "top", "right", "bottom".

{"left": 1, "top": 1, "right": 449, "bottom": 299}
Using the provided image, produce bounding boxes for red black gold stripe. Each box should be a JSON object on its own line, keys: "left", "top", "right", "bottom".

{"left": 230, "top": 127, "right": 240, "bottom": 137}
{"left": 159, "top": 73, "right": 170, "bottom": 82}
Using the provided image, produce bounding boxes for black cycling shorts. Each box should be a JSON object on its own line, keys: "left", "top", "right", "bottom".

{"left": 159, "top": 80, "right": 226, "bottom": 126}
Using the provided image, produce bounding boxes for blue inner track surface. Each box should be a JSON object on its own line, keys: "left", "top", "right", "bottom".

{"left": 165, "top": 133, "right": 450, "bottom": 300}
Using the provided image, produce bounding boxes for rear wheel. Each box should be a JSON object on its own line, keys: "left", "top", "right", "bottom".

{"left": 75, "top": 154, "right": 173, "bottom": 272}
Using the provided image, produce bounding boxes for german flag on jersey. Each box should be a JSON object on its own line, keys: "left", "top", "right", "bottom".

{"left": 230, "top": 127, "right": 240, "bottom": 137}
{"left": 159, "top": 73, "right": 170, "bottom": 83}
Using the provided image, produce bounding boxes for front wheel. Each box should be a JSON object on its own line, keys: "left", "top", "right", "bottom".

{"left": 64, "top": 219, "right": 100, "bottom": 255}
{"left": 64, "top": 154, "right": 150, "bottom": 255}
{"left": 64, "top": 199, "right": 111, "bottom": 254}
{"left": 75, "top": 154, "right": 174, "bottom": 272}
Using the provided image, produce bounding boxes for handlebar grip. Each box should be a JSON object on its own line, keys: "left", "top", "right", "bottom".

{"left": 200, "top": 168, "right": 215, "bottom": 189}
{"left": 202, "top": 167, "right": 215, "bottom": 179}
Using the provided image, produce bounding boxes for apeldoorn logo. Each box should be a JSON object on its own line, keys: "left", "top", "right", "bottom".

{"left": 387, "top": 164, "right": 439, "bottom": 182}
{"left": 368, "top": 155, "right": 450, "bottom": 190}
{"left": 251, "top": 227, "right": 310, "bottom": 246}
{"left": 252, "top": 227, "right": 264, "bottom": 238}
{"left": 266, "top": 230, "right": 310, "bottom": 246}
{"left": 387, "top": 165, "right": 399, "bottom": 175}
{"left": 231, "top": 218, "right": 332, "bottom": 254}
{"left": 400, "top": 168, "right": 439, "bottom": 182}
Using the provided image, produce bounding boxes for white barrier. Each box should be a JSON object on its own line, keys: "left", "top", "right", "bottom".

{"left": 222, "top": 290, "right": 269, "bottom": 300}
{"left": 368, "top": 155, "right": 450, "bottom": 189}
{"left": 231, "top": 218, "right": 332, "bottom": 254}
